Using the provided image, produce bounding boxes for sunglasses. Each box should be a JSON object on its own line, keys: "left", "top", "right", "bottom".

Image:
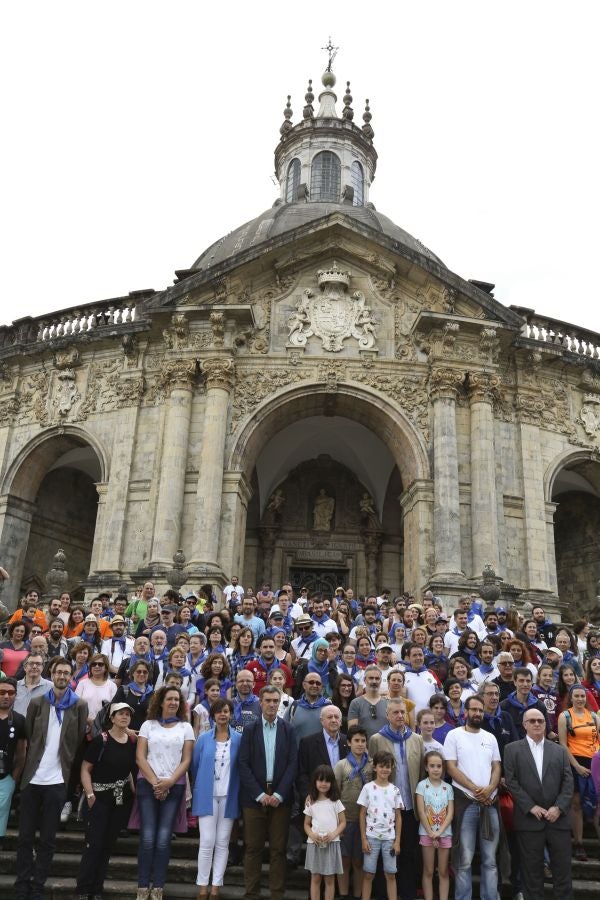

{"left": 91, "top": 662, "right": 106, "bottom": 668}
{"left": 305, "top": 680, "right": 322, "bottom": 686}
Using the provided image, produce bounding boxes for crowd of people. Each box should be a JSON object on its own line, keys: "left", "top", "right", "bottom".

{"left": 1, "top": 576, "right": 600, "bottom": 900}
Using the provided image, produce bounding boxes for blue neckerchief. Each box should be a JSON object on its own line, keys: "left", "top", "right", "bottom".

{"left": 346, "top": 751, "right": 368, "bottom": 783}
{"left": 562, "top": 650, "right": 576, "bottom": 665}
{"left": 127, "top": 681, "right": 153, "bottom": 700}
{"left": 407, "top": 664, "right": 429, "bottom": 674}
{"left": 312, "top": 613, "right": 331, "bottom": 626}
{"left": 478, "top": 663, "right": 495, "bottom": 674}
{"left": 81, "top": 632, "right": 98, "bottom": 646}
{"left": 112, "top": 637, "right": 126, "bottom": 650}
{"left": 463, "top": 651, "right": 481, "bottom": 669}
{"left": 258, "top": 656, "right": 280, "bottom": 675}
{"left": 296, "top": 695, "right": 330, "bottom": 710}
{"left": 356, "top": 651, "right": 375, "bottom": 667}
{"left": 128, "top": 652, "right": 152, "bottom": 666}
{"left": 484, "top": 708, "right": 503, "bottom": 727}
{"left": 152, "top": 648, "right": 169, "bottom": 662}
{"left": 45, "top": 686, "right": 79, "bottom": 723}
{"left": 187, "top": 653, "right": 205, "bottom": 675}
{"left": 209, "top": 643, "right": 226, "bottom": 655}
{"left": 233, "top": 695, "right": 260, "bottom": 724}
{"left": 446, "top": 703, "right": 466, "bottom": 726}
{"left": 506, "top": 691, "right": 537, "bottom": 711}
{"left": 159, "top": 716, "right": 180, "bottom": 725}
{"left": 172, "top": 666, "right": 191, "bottom": 677}
{"left": 425, "top": 652, "right": 449, "bottom": 665}
{"left": 297, "top": 632, "right": 318, "bottom": 650}
{"left": 379, "top": 724, "right": 414, "bottom": 761}
{"left": 594, "top": 681, "right": 600, "bottom": 692}
{"left": 70, "top": 664, "right": 89, "bottom": 688}
{"left": 281, "top": 613, "right": 294, "bottom": 635}
{"left": 338, "top": 659, "right": 360, "bottom": 679}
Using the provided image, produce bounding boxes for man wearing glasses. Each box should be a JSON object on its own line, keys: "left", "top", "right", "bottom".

{"left": 15, "top": 660, "right": 88, "bottom": 900}
{"left": 0, "top": 676, "right": 26, "bottom": 844}
{"left": 504, "top": 709, "right": 574, "bottom": 899}
{"left": 14, "top": 653, "right": 52, "bottom": 717}
{"left": 290, "top": 614, "right": 318, "bottom": 669}
{"left": 492, "top": 651, "right": 518, "bottom": 701}
{"left": 347, "top": 666, "right": 388, "bottom": 738}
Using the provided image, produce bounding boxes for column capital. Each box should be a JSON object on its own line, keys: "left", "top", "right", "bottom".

{"left": 159, "top": 359, "right": 196, "bottom": 394}
{"left": 467, "top": 371, "right": 501, "bottom": 404}
{"left": 201, "top": 357, "right": 235, "bottom": 392}
{"left": 428, "top": 367, "right": 464, "bottom": 401}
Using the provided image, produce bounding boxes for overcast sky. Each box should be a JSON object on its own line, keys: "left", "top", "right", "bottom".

{"left": 1, "top": 1, "right": 599, "bottom": 333}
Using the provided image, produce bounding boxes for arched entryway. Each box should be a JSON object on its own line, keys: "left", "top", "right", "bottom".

{"left": 547, "top": 450, "right": 600, "bottom": 619}
{"left": 0, "top": 429, "right": 107, "bottom": 607}
{"left": 224, "top": 384, "right": 430, "bottom": 596}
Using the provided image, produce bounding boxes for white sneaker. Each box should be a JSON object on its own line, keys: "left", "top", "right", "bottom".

{"left": 60, "top": 800, "right": 72, "bottom": 823}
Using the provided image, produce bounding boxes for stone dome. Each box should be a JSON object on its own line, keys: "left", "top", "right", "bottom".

{"left": 191, "top": 200, "right": 445, "bottom": 273}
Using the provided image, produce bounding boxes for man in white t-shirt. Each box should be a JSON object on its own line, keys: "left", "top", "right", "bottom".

{"left": 403, "top": 644, "right": 442, "bottom": 712}
{"left": 445, "top": 695, "right": 502, "bottom": 900}
{"left": 223, "top": 575, "right": 245, "bottom": 605}
{"left": 15, "top": 659, "right": 88, "bottom": 900}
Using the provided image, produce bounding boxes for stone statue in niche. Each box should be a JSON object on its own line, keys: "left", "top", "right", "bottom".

{"left": 359, "top": 492, "right": 380, "bottom": 528}
{"left": 265, "top": 488, "right": 286, "bottom": 520}
{"left": 287, "top": 262, "right": 378, "bottom": 352}
{"left": 313, "top": 488, "right": 335, "bottom": 531}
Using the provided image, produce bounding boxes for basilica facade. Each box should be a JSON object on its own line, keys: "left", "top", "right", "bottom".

{"left": 1, "top": 65, "right": 599, "bottom": 618}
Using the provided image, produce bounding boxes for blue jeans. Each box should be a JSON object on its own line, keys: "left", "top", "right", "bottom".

{"left": 136, "top": 778, "right": 185, "bottom": 888}
{"left": 455, "top": 802, "right": 499, "bottom": 900}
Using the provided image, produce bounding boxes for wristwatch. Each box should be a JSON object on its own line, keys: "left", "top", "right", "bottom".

{"left": 86, "top": 793, "right": 94, "bottom": 799}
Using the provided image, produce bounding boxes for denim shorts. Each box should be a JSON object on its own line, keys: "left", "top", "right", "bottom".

{"left": 363, "top": 836, "right": 397, "bottom": 874}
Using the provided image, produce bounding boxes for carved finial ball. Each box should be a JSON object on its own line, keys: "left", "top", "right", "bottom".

{"left": 322, "top": 69, "right": 336, "bottom": 88}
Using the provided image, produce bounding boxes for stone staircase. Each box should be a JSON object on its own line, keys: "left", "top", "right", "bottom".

{"left": 1, "top": 821, "right": 598, "bottom": 898}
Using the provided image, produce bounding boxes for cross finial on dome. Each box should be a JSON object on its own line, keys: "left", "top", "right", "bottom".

{"left": 322, "top": 37, "right": 339, "bottom": 73}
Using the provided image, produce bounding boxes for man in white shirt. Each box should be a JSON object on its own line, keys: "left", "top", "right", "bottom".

{"left": 310, "top": 596, "right": 339, "bottom": 639}
{"left": 100, "top": 615, "right": 134, "bottom": 675}
{"left": 444, "top": 609, "right": 485, "bottom": 655}
{"left": 403, "top": 643, "right": 441, "bottom": 712}
{"left": 223, "top": 575, "right": 244, "bottom": 605}
{"left": 445, "top": 695, "right": 502, "bottom": 900}
{"left": 15, "top": 659, "right": 88, "bottom": 900}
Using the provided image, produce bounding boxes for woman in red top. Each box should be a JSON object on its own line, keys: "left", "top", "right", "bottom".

{"left": 556, "top": 663, "right": 598, "bottom": 716}
{"left": 0, "top": 621, "right": 30, "bottom": 676}
{"left": 582, "top": 655, "right": 600, "bottom": 708}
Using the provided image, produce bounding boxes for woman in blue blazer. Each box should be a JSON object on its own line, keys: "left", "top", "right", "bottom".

{"left": 191, "top": 698, "right": 241, "bottom": 897}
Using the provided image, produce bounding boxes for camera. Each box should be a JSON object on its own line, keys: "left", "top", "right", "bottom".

{"left": 0, "top": 750, "right": 7, "bottom": 777}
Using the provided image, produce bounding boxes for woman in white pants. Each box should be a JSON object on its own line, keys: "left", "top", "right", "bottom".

{"left": 190, "top": 698, "right": 242, "bottom": 897}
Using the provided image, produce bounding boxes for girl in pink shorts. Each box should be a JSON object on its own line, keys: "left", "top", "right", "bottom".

{"left": 415, "top": 751, "right": 454, "bottom": 900}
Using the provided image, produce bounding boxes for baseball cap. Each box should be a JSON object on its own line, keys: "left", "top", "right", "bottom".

{"left": 109, "top": 702, "right": 134, "bottom": 717}
{"left": 495, "top": 607, "right": 507, "bottom": 614}
{"left": 546, "top": 647, "right": 563, "bottom": 659}
{"left": 376, "top": 643, "right": 393, "bottom": 651}
{"left": 269, "top": 610, "right": 284, "bottom": 619}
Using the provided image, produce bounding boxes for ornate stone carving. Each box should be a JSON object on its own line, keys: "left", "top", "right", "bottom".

{"left": 313, "top": 489, "right": 335, "bottom": 531}
{"left": 230, "top": 367, "right": 311, "bottom": 429}
{"left": 468, "top": 372, "right": 501, "bottom": 404}
{"left": 443, "top": 286, "right": 457, "bottom": 313}
{"left": 18, "top": 371, "right": 51, "bottom": 426}
{"left": 427, "top": 367, "right": 464, "bottom": 401}
{"left": 354, "top": 370, "right": 429, "bottom": 439}
{"left": 210, "top": 312, "right": 225, "bottom": 348}
{"left": 578, "top": 394, "right": 600, "bottom": 437}
{"left": 540, "top": 378, "right": 575, "bottom": 438}
{"left": 0, "top": 395, "right": 20, "bottom": 425}
{"left": 201, "top": 357, "right": 235, "bottom": 391}
{"left": 514, "top": 393, "right": 546, "bottom": 425}
{"left": 54, "top": 347, "right": 80, "bottom": 369}
{"left": 73, "top": 360, "right": 145, "bottom": 419}
{"left": 318, "top": 360, "right": 346, "bottom": 392}
{"left": 162, "top": 313, "right": 189, "bottom": 350}
{"left": 287, "top": 263, "right": 377, "bottom": 352}
{"left": 53, "top": 368, "right": 80, "bottom": 418}
{"left": 442, "top": 322, "right": 459, "bottom": 356}
{"left": 480, "top": 326, "right": 500, "bottom": 362}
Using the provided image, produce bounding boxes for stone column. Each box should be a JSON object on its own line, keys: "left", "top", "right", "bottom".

{"left": 258, "top": 526, "right": 277, "bottom": 585}
{"left": 399, "top": 480, "right": 434, "bottom": 593}
{"left": 0, "top": 495, "right": 37, "bottom": 609}
{"left": 218, "top": 471, "right": 252, "bottom": 578}
{"left": 189, "top": 357, "right": 234, "bottom": 570}
{"left": 150, "top": 361, "right": 195, "bottom": 567}
{"left": 429, "top": 367, "right": 464, "bottom": 578}
{"left": 516, "top": 396, "right": 554, "bottom": 593}
{"left": 468, "top": 373, "right": 501, "bottom": 577}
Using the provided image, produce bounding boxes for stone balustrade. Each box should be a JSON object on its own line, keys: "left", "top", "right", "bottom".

{"left": 0, "top": 290, "right": 154, "bottom": 352}
{"left": 511, "top": 305, "right": 600, "bottom": 360}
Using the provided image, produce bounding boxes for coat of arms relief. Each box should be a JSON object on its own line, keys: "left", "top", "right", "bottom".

{"left": 287, "top": 263, "right": 377, "bottom": 352}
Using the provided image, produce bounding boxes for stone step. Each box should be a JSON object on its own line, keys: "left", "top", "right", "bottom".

{"left": 0, "top": 876, "right": 308, "bottom": 900}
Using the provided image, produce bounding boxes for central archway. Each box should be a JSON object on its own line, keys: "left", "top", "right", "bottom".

{"left": 224, "top": 383, "right": 431, "bottom": 595}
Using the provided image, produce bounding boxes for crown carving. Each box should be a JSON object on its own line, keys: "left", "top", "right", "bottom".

{"left": 317, "top": 261, "right": 350, "bottom": 291}
{"left": 583, "top": 393, "right": 600, "bottom": 405}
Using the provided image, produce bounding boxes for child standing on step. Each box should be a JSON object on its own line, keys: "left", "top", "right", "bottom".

{"left": 304, "top": 764, "right": 346, "bottom": 900}
{"left": 357, "top": 750, "right": 402, "bottom": 900}
{"left": 415, "top": 750, "right": 454, "bottom": 900}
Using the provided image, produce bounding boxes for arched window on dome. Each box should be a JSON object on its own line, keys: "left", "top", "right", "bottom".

{"left": 311, "top": 151, "right": 341, "bottom": 202}
{"left": 286, "top": 158, "right": 301, "bottom": 203}
{"left": 351, "top": 161, "right": 364, "bottom": 207}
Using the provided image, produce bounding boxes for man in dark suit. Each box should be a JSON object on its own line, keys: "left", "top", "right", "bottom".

{"left": 297, "top": 704, "right": 348, "bottom": 801}
{"left": 239, "top": 684, "right": 298, "bottom": 900}
{"left": 504, "top": 707, "right": 574, "bottom": 900}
